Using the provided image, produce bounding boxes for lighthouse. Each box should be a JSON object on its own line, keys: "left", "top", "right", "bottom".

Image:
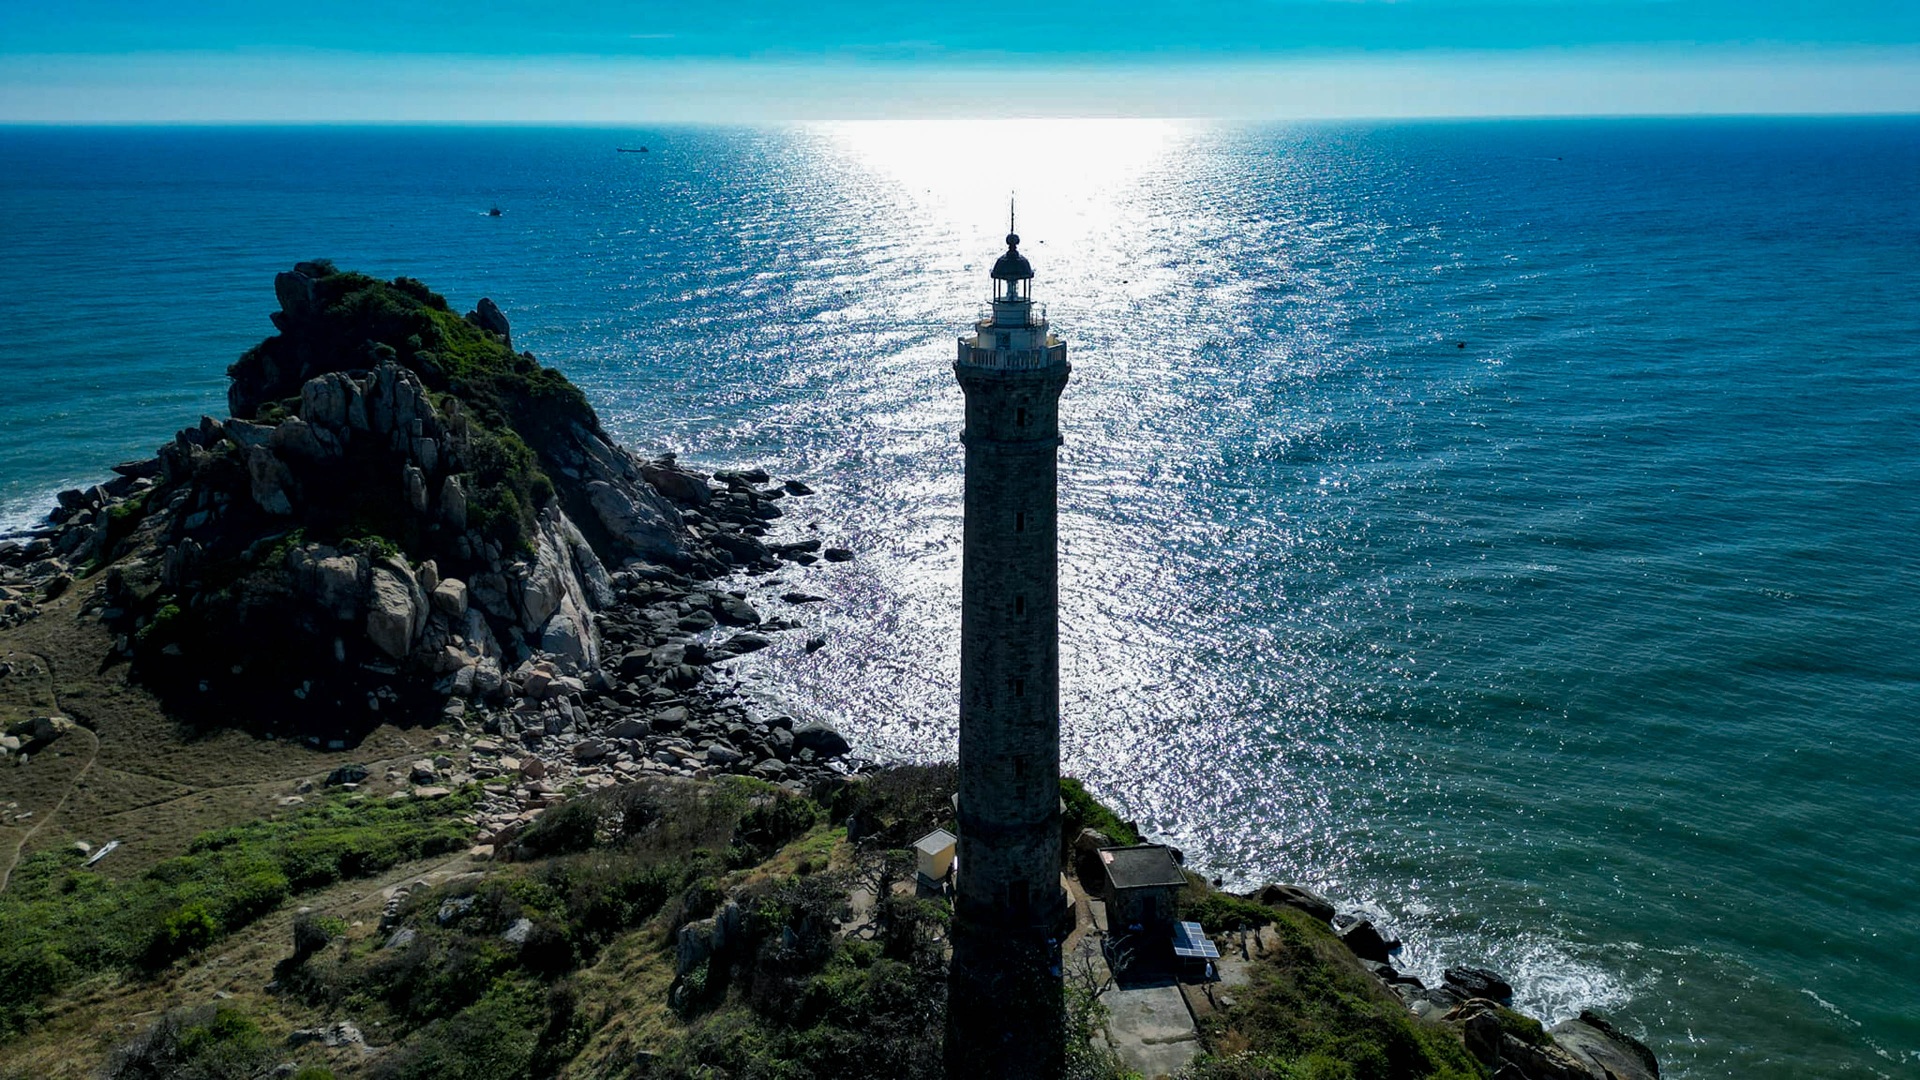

{"left": 945, "top": 224, "right": 1071, "bottom": 1078}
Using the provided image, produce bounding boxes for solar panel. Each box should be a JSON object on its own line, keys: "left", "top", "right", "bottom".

{"left": 1172, "top": 920, "right": 1220, "bottom": 960}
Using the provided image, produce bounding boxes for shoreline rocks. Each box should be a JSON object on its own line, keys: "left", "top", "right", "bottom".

{"left": 1228, "top": 877, "right": 1659, "bottom": 1080}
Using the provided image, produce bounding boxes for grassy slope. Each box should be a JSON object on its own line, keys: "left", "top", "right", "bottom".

{"left": 0, "top": 785, "right": 479, "bottom": 1035}
{"left": 0, "top": 762, "right": 843, "bottom": 1079}
{"left": 1, "top": 594, "right": 460, "bottom": 884}
{"left": 0, "top": 596, "right": 492, "bottom": 1077}
{"left": 1182, "top": 888, "right": 1486, "bottom": 1080}
{"left": 0, "top": 838, "right": 484, "bottom": 1080}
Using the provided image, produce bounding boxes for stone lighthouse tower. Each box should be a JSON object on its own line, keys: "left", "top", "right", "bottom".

{"left": 945, "top": 224, "right": 1071, "bottom": 1078}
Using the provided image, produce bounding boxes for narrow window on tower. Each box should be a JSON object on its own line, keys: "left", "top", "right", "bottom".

{"left": 1014, "top": 594, "right": 1026, "bottom": 616}
{"left": 1010, "top": 881, "right": 1030, "bottom": 910}
{"left": 1012, "top": 677, "right": 1025, "bottom": 698}
{"left": 1016, "top": 406, "right": 1028, "bottom": 427}
{"left": 1014, "top": 511, "right": 1026, "bottom": 533}
{"left": 1014, "top": 755, "right": 1029, "bottom": 780}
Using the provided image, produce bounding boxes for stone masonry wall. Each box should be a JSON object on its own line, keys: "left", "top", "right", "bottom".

{"left": 952, "top": 359, "right": 1071, "bottom": 933}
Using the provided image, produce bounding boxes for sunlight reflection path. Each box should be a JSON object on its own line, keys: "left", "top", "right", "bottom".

{"left": 700, "top": 118, "right": 1630, "bottom": 1030}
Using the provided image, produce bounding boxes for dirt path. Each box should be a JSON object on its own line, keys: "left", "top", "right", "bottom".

{"left": 0, "top": 845, "right": 485, "bottom": 1080}
{"left": 0, "top": 650, "right": 101, "bottom": 894}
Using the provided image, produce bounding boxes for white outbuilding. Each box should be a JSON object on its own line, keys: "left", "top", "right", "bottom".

{"left": 913, "top": 828, "right": 958, "bottom": 887}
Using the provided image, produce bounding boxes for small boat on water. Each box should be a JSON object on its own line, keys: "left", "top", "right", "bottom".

{"left": 617, "top": 146, "right": 649, "bottom": 153}
{"left": 488, "top": 206, "right": 502, "bottom": 217}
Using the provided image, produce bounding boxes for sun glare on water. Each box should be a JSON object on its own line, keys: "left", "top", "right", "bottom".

{"left": 816, "top": 118, "right": 1192, "bottom": 249}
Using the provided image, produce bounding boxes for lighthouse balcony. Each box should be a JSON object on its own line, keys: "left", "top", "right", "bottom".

{"left": 956, "top": 337, "right": 1067, "bottom": 372}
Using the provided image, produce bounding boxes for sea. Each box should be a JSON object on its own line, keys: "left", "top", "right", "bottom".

{"left": 1, "top": 118, "right": 1916, "bottom": 1077}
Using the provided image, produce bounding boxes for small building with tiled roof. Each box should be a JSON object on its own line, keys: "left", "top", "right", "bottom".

{"left": 1096, "top": 844, "right": 1187, "bottom": 932}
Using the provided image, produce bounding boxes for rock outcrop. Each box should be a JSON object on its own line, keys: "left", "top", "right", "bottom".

{"left": 1551, "top": 1011, "right": 1660, "bottom": 1080}
{"left": 1, "top": 265, "right": 840, "bottom": 768}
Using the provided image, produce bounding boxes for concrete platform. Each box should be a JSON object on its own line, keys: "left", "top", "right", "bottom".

{"left": 1101, "top": 980, "right": 1200, "bottom": 1080}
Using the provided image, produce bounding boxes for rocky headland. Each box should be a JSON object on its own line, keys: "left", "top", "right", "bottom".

{"left": 3, "top": 263, "right": 857, "bottom": 832}
{"left": 0, "top": 265, "right": 1656, "bottom": 1080}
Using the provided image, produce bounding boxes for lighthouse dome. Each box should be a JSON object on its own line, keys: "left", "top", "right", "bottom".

{"left": 991, "top": 234, "right": 1034, "bottom": 282}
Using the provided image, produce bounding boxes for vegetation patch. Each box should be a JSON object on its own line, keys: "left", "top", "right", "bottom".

{"left": 1492, "top": 1004, "right": 1550, "bottom": 1048}
{"left": 371, "top": 980, "right": 558, "bottom": 1080}
{"left": 827, "top": 762, "right": 957, "bottom": 847}
{"left": 225, "top": 266, "right": 595, "bottom": 557}
{"left": 274, "top": 778, "right": 832, "bottom": 1080}
{"left": 1186, "top": 906, "right": 1486, "bottom": 1080}
{"left": 87, "top": 492, "right": 152, "bottom": 570}
{"left": 649, "top": 875, "right": 949, "bottom": 1080}
{"left": 99, "top": 1003, "right": 283, "bottom": 1080}
{"left": 0, "top": 789, "right": 476, "bottom": 1040}
{"left": 0, "top": 752, "right": 1498, "bottom": 1080}
{"left": 1061, "top": 776, "right": 1143, "bottom": 847}
{"left": 1184, "top": 889, "right": 1292, "bottom": 934}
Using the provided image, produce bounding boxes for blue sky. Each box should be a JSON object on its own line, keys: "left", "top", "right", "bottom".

{"left": 3, "top": 1, "right": 1917, "bottom": 120}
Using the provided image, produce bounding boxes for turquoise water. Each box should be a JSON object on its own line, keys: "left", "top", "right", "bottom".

{"left": 2, "top": 119, "right": 1917, "bottom": 1075}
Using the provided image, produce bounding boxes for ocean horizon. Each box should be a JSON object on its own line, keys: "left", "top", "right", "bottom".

{"left": 2, "top": 117, "right": 1916, "bottom": 1076}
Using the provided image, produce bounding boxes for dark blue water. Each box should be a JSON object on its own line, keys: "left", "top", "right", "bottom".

{"left": 2, "top": 119, "right": 1917, "bottom": 1076}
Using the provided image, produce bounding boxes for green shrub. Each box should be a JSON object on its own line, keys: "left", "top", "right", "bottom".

{"left": 829, "top": 763, "right": 957, "bottom": 847}
{"left": 92, "top": 492, "right": 150, "bottom": 564}
{"left": 655, "top": 926, "right": 949, "bottom": 1080}
{"left": 874, "top": 893, "right": 948, "bottom": 965}
{"left": 263, "top": 528, "right": 307, "bottom": 567}
{"left": 545, "top": 853, "right": 690, "bottom": 946}
{"left": 462, "top": 422, "right": 548, "bottom": 554}
{"left": 746, "top": 874, "right": 848, "bottom": 969}
{"left": 136, "top": 603, "right": 183, "bottom": 647}
{"left": 373, "top": 982, "right": 542, "bottom": 1080}
{"left": 390, "top": 276, "right": 449, "bottom": 310}
{"left": 1060, "top": 777, "right": 1142, "bottom": 847}
{"left": 292, "top": 912, "right": 347, "bottom": 961}
{"left": 680, "top": 876, "right": 721, "bottom": 922}
{"left": 729, "top": 789, "right": 822, "bottom": 868}
{"left": 102, "top": 1004, "right": 271, "bottom": 1080}
{"left": 145, "top": 903, "right": 222, "bottom": 966}
{"left": 531, "top": 978, "right": 592, "bottom": 1077}
{"left": 512, "top": 800, "right": 602, "bottom": 860}
{"left": 0, "top": 789, "right": 475, "bottom": 1037}
{"left": 365, "top": 931, "right": 518, "bottom": 1026}
{"left": 610, "top": 777, "right": 745, "bottom": 855}
{"left": 0, "top": 943, "right": 67, "bottom": 1025}
{"left": 341, "top": 530, "right": 402, "bottom": 561}
{"left": 1184, "top": 891, "right": 1288, "bottom": 934}
{"left": 676, "top": 958, "right": 713, "bottom": 1015}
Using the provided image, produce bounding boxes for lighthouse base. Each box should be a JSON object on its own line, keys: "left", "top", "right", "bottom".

{"left": 944, "top": 916, "right": 1066, "bottom": 1080}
